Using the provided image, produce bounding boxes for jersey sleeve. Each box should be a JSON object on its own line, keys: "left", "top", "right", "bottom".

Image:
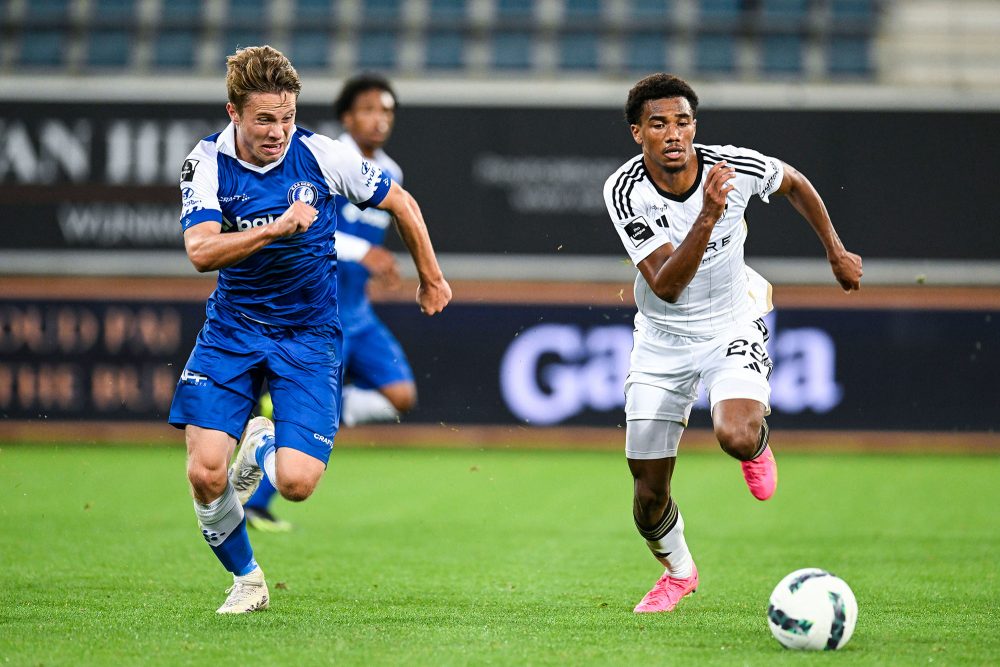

{"left": 603, "top": 168, "right": 668, "bottom": 265}
{"left": 178, "top": 141, "right": 222, "bottom": 232}
{"left": 303, "top": 134, "right": 392, "bottom": 210}
{"left": 709, "top": 144, "right": 784, "bottom": 203}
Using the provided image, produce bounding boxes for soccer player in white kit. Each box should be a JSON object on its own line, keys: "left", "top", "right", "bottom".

{"left": 603, "top": 74, "right": 862, "bottom": 613}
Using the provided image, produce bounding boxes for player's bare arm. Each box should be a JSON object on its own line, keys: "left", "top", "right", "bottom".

{"left": 376, "top": 181, "right": 452, "bottom": 315}
{"left": 183, "top": 200, "right": 318, "bottom": 272}
{"left": 637, "top": 161, "right": 737, "bottom": 303}
{"left": 774, "top": 162, "right": 863, "bottom": 292}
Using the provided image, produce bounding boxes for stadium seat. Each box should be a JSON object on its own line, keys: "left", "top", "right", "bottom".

{"left": 228, "top": 0, "right": 268, "bottom": 27}
{"left": 358, "top": 30, "right": 398, "bottom": 69}
{"left": 697, "top": 0, "right": 742, "bottom": 22}
{"left": 153, "top": 29, "right": 197, "bottom": 69}
{"left": 624, "top": 31, "right": 669, "bottom": 73}
{"left": 18, "top": 28, "right": 65, "bottom": 66}
{"left": 91, "top": 0, "right": 138, "bottom": 27}
{"left": 294, "top": 0, "right": 334, "bottom": 21}
{"left": 495, "top": 0, "right": 534, "bottom": 28}
{"left": 694, "top": 33, "right": 736, "bottom": 74}
{"left": 630, "top": 0, "right": 676, "bottom": 22}
{"left": 160, "top": 0, "right": 204, "bottom": 28}
{"left": 290, "top": 30, "right": 329, "bottom": 69}
{"left": 222, "top": 29, "right": 267, "bottom": 62}
{"left": 558, "top": 31, "right": 601, "bottom": 70}
{"left": 425, "top": 30, "right": 465, "bottom": 69}
{"left": 760, "top": 0, "right": 810, "bottom": 22}
{"left": 85, "top": 28, "right": 132, "bottom": 68}
{"left": 760, "top": 34, "right": 804, "bottom": 74}
{"left": 429, "top": 0, "right": 467, "bottom": 20}
{"left": 830, "top": 0, "right": 877, "bottom": 21}
{"left": 827, "top": 35, "right": 872, "bottom": 75}
{"left": 23, "top": 0, "right": 71, "bottom": 25}
{"left": 564, "top": 0, "right": 602, "bottom": 26}
{"left": 363, "top": 0, "right": 403, "bottom": 20}
{"left": 492, "top": 30, "right": 533, "bottom": 70}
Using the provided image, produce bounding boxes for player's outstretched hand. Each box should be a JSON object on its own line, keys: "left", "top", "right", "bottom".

{"left": 274, "top": 200, "right": 319, "bottom": 237}
{"left": 362, "top": 246, "right": 402, "bottom": 289}
{"left": 417, "top": 278, "right": 452, "bottom": 316}
{"left": 701, "top": 161, "right": 736, "bottom": 223}
{"left": 830, "top": 250, "right": 863, "bottom": 292}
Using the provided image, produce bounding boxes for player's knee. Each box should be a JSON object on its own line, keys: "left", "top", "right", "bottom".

{"left": 385, "top": 384, "right": 417, "bottom": 413}
{"left": 187, "top": 460, "right": 228, "bottom": 499}
{"left": 276, "top": 475, "right": 320, "bottom": 502}
{"left": 715, "top": 420, "right": 762, "bottom": 461}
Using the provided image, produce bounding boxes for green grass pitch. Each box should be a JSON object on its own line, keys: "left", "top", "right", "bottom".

{"left": 1, "top": 444, "right": 998, "bottom": 665}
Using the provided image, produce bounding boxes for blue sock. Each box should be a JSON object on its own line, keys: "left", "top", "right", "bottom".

{"left": 245, "top": 474, "right": 278, "bottom": 510}
{"left": 211, "top": 517, "right": 257, "bottom": 576}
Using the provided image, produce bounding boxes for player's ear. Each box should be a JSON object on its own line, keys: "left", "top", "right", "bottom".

{"left": 692, "top": 118, "right": 697, "bottom": 138}
{"left": 630, "top": 123, "right": 642, "bottom": 145}
{"left": 226, "top": 102, "right": 240, "bottom": 124}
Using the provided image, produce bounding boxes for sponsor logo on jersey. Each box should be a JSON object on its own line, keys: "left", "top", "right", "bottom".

{"left": 234, "top": 213, "right": 278, "bottom": 230}
{"left": 287, "top": 181, "right": 318, "bottom": 206}
{"left": 218, "top": 193, "right": 250, "bottom": 203}
{"left": 181, "top": 187, "right": 204, "bottom": 216}
{"left": 623, "top": 216, "right": 654, "bottom": 247}
{"left": 180, "top": 159, "right": 199, "bottom": 182}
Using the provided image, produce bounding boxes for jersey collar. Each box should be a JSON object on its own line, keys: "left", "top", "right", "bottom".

{"left": 642, "top": 148, "right": 705, "bottom": 202}
{"left": 217, "top": 122, "right": 298, "bottom": 174}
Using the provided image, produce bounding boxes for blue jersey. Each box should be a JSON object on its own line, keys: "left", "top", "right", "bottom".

{"left": 178, "top": 123, "right": 391, "bottom": 328}
{"left": 333, "top": 133, "right": 403, "bottom": 333}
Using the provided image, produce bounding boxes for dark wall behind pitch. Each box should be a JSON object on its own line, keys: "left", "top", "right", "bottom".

{"left": 1, "top": 102, "right": 997, "bottom": 260}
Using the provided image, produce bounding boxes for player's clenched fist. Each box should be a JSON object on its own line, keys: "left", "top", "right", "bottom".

{"left": 274, "top": 200, "right": 319, "bottom": 236}
{"left": 701, "top": 161, "right": 736, "bottom": 222}
{"left": 417, "top": 278, "right": 452, "bottom": 316}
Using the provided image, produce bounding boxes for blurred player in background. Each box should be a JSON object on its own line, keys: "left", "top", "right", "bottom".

{"left": 603, "top": 73, "right": 862, "bottom": 614}
{"left": 245, "top": 73, "right": 418, "bottom": 532}
{"left": 168, "top": 46, "right": 451, "bottom": 614}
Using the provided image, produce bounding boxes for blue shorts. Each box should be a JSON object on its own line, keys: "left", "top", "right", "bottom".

{"left": 168, "top": 302, "right": 342, "bottom": 464}
{"left": 342, "top": 315, "right": 413, "bottom": 390}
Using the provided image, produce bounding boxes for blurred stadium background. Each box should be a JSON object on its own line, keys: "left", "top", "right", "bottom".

{"left": 0, "top": 0, "right": 998, "bottom": 449}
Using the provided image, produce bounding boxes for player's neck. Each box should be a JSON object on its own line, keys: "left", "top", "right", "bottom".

{"left": 353, "top": 138, "right": 379, "bottom": 159}
{"left": 644, "top": 157, "right": 698, "bottom": 196}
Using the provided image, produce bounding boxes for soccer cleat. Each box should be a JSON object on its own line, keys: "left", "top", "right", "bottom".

{"left": 634, "top": 564, "right": 699, "bottom": 613}
{"left": 229, "top": 416, "right": 274, "bottom": 505}
{"left": 216, "top": 567, "right": 269, "bottom": 614}
{"left": 245, "top": 506, "right": 293, "bottom": 533}
{"left": 741, "top": 444, "right": 778, "bottom": 501}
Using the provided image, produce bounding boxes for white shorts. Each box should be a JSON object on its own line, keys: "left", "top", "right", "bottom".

{"left": 624, "top": 317, "right": 772, "bottom": 427}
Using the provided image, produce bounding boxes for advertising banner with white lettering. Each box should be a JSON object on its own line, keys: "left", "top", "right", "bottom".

{"left": 1, "top": 103, "right": 996, "bottom": 260}
{"left": 1, "top": 298, "right": 995, "bottom": 432}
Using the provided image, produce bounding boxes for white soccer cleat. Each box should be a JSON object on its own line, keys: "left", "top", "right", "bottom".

{"left": 229, "top": 416, "right": 274, "bottom": 505}
{"left": 216, "top": 567, "right": 269, "bottom": 614}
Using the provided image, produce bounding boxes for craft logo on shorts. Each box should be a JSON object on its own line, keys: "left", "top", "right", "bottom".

{"left": 287, "top": 181, "right": 318, "bottom": 206}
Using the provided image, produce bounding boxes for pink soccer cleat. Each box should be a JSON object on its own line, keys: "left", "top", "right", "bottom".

{"left": 633, "top": 564, "right": 699, "bottom": 613}
{"left": 741, "top": 444, "right": 778, "bottom": 500}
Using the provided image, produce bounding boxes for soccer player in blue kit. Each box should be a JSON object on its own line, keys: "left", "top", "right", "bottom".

{"left": 168, "top": 46, "right": 451, "bottom": 614}
{"left": 243, "top": 74, "right": 418, "bottom": 532}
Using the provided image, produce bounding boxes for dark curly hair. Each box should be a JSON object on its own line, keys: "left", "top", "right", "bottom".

{"left": 624, "top": 73, "right": 699, "bottom": 126}
{"left": 333, "top": 73, "right": 397, "bottom": 120}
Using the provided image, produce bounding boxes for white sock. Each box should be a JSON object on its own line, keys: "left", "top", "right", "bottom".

{"left": 636, "top": 499, "right": 694, "bottom": 578}
{"left": 341, "top": 385, "right": 399, "bottom": 427}
{"left": 262, "top": 448, "right": 276, "bottom": 487}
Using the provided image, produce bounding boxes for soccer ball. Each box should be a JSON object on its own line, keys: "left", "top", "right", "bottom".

{"left": 767, "top": 568, "right": 858, "bottom": 651}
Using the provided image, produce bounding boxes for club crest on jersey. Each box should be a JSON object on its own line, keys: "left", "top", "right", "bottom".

{"left": 287, "top": 181, "right": 318, "bottom": 206}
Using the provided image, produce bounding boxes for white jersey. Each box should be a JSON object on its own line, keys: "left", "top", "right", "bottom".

{"left": 603, "top": 144, "right": 783, "bottom": 337}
